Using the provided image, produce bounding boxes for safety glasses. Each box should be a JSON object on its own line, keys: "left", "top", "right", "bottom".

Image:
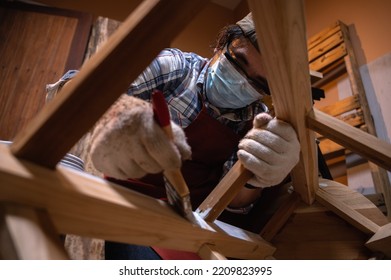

{"left": 224, "top": 41, "right": 270, "bottom": 95}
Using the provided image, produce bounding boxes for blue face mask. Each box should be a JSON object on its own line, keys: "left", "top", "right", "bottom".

{"left": 205, "top": 53, "right": 263, "bottom": 109}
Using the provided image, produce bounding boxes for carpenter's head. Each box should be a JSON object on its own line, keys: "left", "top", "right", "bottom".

{"left": 206, "top": 13, "right": 269, "bottom": 109}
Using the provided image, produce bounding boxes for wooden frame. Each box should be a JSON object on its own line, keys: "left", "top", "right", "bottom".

{"left": 0, "top": 0, "right": 390, "bottom": 259}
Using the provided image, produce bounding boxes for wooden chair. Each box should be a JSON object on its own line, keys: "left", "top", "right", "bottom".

{"left": 1, "top": 0, "right": 390, "bottom": 260}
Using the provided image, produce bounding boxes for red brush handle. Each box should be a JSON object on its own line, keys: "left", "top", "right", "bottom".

{"left": 152, "top": 90, "right": 170, "bottom": 127}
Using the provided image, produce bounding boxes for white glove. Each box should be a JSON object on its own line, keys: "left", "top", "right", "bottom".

{"left": 90, "top": 94, "right": 191, "bottom": 180}
{"left": 237, "top": 113, "right": 300, "bottom": 188}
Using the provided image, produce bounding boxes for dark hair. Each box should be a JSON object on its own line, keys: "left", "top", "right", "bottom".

{"left": 211, "top": 24, "right": 245, "bottom": 52}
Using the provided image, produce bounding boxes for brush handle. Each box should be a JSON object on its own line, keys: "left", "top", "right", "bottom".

{"left": 152, "top": 90, "right": 190, "bottom": 198}
{"left": 152, "top": 89, "right": 174, "bottom": 139}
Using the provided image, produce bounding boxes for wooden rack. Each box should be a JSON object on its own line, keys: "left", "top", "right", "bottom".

{"left": 1, "top": 0, "right": 390, "bottom": 260}
{"left": 308, "top": 21, "right": 391, "bottom": 217}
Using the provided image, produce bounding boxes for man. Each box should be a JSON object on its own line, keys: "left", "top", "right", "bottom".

{"left": 48, "top": 14, "right": 300, "bottom": 259}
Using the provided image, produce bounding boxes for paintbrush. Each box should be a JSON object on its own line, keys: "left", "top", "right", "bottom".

{"left": 152, "top": 89, "right": 200, "bottom": 224}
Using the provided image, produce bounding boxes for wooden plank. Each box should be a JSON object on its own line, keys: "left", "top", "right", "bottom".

{"left": 10, "top": 0, "right": 209, "bottom": 168}
{"left": 196, "top": 162, "right": 252, "bottom": 222}
{"left": 308, "top": 30, "right": 344, "bottom": 62}
{"left": 309, "top": 43, "right": 347, "bottom": 72}
{"left": 248, "top": 0, "right": 318, "bottom": 204}
{"left": 340, "top": 22, "right": 374, "bottom": 135}
{"left": 0, "top": 203, "right": 69, "bottom": 259}
{"left": 315, "top": 179, "right": 381, "bottom": 234}
{"left": 365, "top": 223, "right": 391, "bottom": 257}
{"left": 318, "top": 95, "right": 360, "bottom": 117}
{"left": 307, "top": 109, "right": 391, "bottom": 171}
{"left": 0, "top": 145, "right": 275, "bottom": 259}
{"left": 308, "top": 21, "right": 340, "bottom": 50}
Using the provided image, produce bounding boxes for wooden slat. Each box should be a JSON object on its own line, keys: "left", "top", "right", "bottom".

{"left": 0, "top": 203, "right": 69, "bottom": 259}
{"left": 0, "top": 145, "right": 275, "bottom": 259}
{"left": 308, "top": 21, "right": 340, "bottom": 50}
{"left": 248, "top": 0, "right": 318, "bottom": 204}
{"left": 318, "top": 95, "right": 360, "bottom": 117}
{"left": 308, "top": 30, "right": 344, "bottom": 62}
{"left": 10, "top": 0, "right": 209, "bottom": 168}
{"left": 315, "top": 179, "right": 380, "bottom": 234}
{"left": 310, "top": 43, "right": 347, "bottom": 72}
{"left": 196, "top": 162, "right": 252, "bottom": 222}
{"left": 307, "top": 109, "right": 391, "bottom": 171}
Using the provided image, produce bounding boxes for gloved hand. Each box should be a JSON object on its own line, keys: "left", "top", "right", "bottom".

{"left": 237, "top": 113, "right": 300, "bottom": 188}
{"left": 90, "top": 94, "right": 191, "bottom": 180}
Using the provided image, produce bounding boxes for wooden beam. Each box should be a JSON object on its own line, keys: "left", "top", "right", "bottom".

{"left": 248, "top": 0, "right": 318, "bottom": 204}
{"left": 10, "top": 0, "right": 209, "bottom": 168}
{"left": 307, "top": 109, "right": 391, "bottom": 171}
{"left": 196, "top": 162, "right": 252, "bottom": 222}
{"left": 0, "top": 145, "right": 275, "bottom": 259}
{"left": 0, "top": 203, "right": 68, "bottom": 259}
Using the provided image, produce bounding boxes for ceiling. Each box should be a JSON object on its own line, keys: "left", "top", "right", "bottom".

{"left": 212, "top": 0, "right": 242, "bottom": 10}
